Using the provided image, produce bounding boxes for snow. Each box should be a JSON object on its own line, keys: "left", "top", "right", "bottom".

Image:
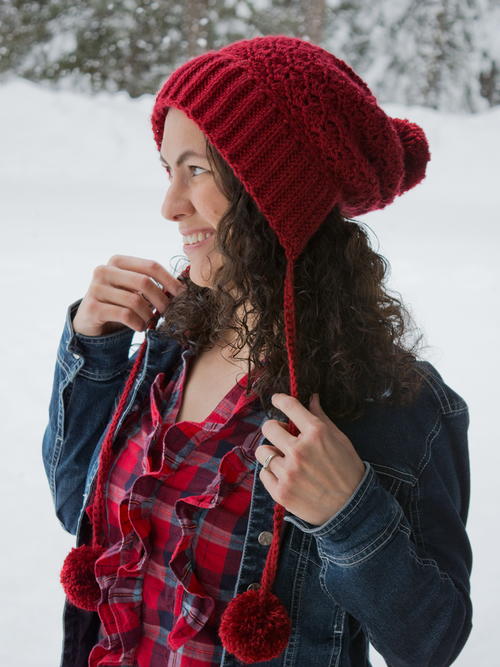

{"left": 0, "top": 76, "right": 498, "bottom": 665}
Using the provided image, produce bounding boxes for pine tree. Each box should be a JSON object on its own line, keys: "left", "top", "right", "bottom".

{"left": 0, "top": 0, "right": 498, "bottom": 110}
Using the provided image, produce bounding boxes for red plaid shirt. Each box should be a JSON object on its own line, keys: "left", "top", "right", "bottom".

{"left": 88, "top": 345, "right": 264, "bottom": 666}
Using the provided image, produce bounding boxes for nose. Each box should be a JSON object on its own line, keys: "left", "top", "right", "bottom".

{"left": 160, "top": 179, "right": 195, "bottom": 221}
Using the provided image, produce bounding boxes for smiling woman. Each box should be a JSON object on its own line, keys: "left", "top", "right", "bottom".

{"left": 159, "top": 107, "right": 231, "bottom": 290}
{"left": 44, "top": 35, "right": 473, "bottom": 667}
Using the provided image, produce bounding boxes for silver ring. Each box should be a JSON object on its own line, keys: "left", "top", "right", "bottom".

{"left": 151, "top": 278, "right": 164, "bottom": 290}
{"left": 262, "top": 453, "right": 279, "bottom": 470}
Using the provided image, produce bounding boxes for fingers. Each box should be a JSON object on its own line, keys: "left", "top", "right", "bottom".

{"left": 89, "top": 283, "right": 159, "bottom": 327}
{"left": 92, "top": 300, "right": 148, "bottom": 334}
{"left": 261, "top": 418, "right": 295, "bottom": 454}
{"left": 255, "top": 443, "right": 285, "bottom": 477}
{"left": 73, "top": 254, "right": 189, "bottom": 336}
{"left": 107, "top": 255, "right": 186, "bottom": 299}
{"left": 93, "top": 254, "right": 188, "bottom": 332}
{"left": 271, "top": 393, "right": 324, "bottom": 436}
{"left": 102, "top": 264, "right": 170, "bottom": 315}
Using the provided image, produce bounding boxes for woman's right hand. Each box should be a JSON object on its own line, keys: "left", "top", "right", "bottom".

{"left": 72, "top": 255, "right": 187, "bottom": 336}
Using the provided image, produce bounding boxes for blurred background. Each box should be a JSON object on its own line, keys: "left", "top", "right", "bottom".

{"left": 0, "top": 1, "right": 498, "bottom": 665}
{"left": 1, "top": 0, "right": 498, "bottom": 109}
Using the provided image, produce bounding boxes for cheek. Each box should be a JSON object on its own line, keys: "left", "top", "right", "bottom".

{"left": 198, "top": 184, "right": 230, "bottom": 222}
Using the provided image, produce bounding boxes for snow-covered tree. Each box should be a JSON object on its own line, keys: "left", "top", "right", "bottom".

{"left": 0, "top": 0, "right": 498, "bottom": 111}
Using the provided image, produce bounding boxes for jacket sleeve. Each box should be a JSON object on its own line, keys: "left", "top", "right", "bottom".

{"left": 42, "top": 298, "right": 138, "bottom": 535}
{"left": 284, "top": 392, "right": 473, "bottom": 666}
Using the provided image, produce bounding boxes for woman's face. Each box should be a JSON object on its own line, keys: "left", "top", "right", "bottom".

{"left": 160, "top": 107, "right": 230, "bottom": 288}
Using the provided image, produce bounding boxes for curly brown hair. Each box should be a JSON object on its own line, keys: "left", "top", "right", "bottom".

{"left": 157, "top": 136, "right": 428, "bottom": 422}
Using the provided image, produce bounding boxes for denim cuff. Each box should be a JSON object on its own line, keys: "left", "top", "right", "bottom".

{"left": 284, "top": 460, "right": 403, "bottom": 554}
{"left": 283, "top": 460, "right": 370, "bottom": 533}
{"left": 61, "top": 298, "right": 135, "bottom": 380}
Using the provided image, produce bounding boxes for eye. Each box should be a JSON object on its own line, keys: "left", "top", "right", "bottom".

{"left": 189, "top": 165, "right": 207, "bottom": 176}
{"left": 163, "top": 165, "right": 207, "bottom": 179}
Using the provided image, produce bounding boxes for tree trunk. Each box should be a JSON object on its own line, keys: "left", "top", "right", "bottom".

{"left": 184, "top": 0, "right": 209, "bottom": 58}
{"left": 301, "top": 0, "right": 327, "bottom": 44}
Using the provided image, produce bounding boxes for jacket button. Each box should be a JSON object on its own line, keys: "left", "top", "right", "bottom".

{"left": 247, "top": 582, "right": 260, "bottom": 591}
{"left": 258, "top": 531, "right": 273, "bottom": 546}
{"left": 72, "top": 353, "right": 81, "bottom": 359}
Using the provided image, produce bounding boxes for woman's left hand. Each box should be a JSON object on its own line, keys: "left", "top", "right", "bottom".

{"left": 255, "top": 392, "right": 367, "bottom": 526}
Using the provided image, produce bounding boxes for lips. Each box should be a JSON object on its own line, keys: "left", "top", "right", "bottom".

{"left": 182, "top": 231, "right": 215, "bottom": 251}
{"left": 180, "top": 226, "right": 214, "bottom": 236}
{"left": 183, "top": 231, "right": 214, "bottom": 244}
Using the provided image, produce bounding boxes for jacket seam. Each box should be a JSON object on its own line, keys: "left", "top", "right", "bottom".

{"left": 413, "top": 474, "right": 426, "bottom": 550}
{"left": 408, "top": 410, "right": 441, "bottom": 562}
{"left": 399, "top": 523, "right": 456, "bottom": 585}
{"left": 49, "top": 376, "right": 74, "bottom": 501}
{"left": 329, "top": 607, "right": 346, "bottom": 667}
{"left": 415, "top": 363, "right": 467, "bottom": 415}
{"left": 407, "top": 412, "right": 466, "bottom": 590}
{"left": 74, "top": 365, "right": 130, "bottom": 381}
{"left": 408, "top": 477, "right": 425, "bottom": 552}
{"left": 415, "top": 409, "right": 441, "bottom": 476}
{"left": 56, "top": 351, "right": 74, "bottom": 378}
{"left": 73, "top": 330, "right": 134, "bottom": 345}
{"left": 283, "top": 531, "right": 311, "bottom": 666}
{"left": 318, "top": 555, "right": 340, "bottom": 604}
{"left": 369, "top": 462, "right": 416, "bottom": 486}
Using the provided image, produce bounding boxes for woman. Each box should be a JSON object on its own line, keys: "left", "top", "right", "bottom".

{"left": 43, "top": 35, "right": 473, "bottom": 666}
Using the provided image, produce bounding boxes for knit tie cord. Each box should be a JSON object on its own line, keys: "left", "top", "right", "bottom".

{"left": 60, "top": 260, "right": 299, "bottom": 663}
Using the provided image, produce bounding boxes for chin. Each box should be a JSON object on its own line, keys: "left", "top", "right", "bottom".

{"left": 188, "top": 266, "right": 214, "bottom": 289}
{"left": 187, "top": 255, "right": 223, "bottom": 290}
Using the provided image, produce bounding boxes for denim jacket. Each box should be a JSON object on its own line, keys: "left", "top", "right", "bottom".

{"left": 42, "top": 298, "right": 473, "bottom": 667}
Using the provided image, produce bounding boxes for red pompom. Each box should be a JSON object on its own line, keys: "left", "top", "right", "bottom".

{"left": 60, "top": 544, "right": 105, "bottom": 612}
{"left": 392, "top": 117, "right": 431, "bottom": 193}
{"left": 218, "top": 589, "right": 291, "bottom": 663}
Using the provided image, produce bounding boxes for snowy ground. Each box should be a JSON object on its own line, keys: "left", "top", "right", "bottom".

{"left": 0, "top": 77, "right": 498, "bottom": 666}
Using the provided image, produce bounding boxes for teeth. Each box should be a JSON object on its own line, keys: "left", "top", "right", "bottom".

{"left": 184, "top": 231, "right": 214, "bottom": 245}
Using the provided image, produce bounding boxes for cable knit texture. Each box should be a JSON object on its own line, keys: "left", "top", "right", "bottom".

{"left": 151, "top": 35, "right": 431, "bottom": 262}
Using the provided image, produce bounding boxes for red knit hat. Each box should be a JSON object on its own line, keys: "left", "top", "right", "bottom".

{"left": 61, "top": 35, "right": 430, "bottom": 663}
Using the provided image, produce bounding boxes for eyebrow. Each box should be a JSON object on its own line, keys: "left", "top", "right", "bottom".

{"left": 159, "top": 150, "right": 207, "bottom": 167}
